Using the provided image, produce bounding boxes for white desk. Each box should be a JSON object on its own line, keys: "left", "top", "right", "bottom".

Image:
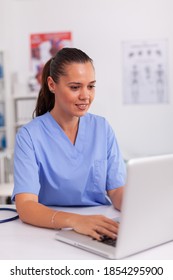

{"left": 0, "top": 204, "right": 173, "bottom": 260}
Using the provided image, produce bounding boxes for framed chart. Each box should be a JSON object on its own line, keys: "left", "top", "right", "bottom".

{"left": 122, "top": 39, "right": 168, "bottom": 104}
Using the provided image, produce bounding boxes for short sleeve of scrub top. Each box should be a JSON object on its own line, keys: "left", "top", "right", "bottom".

{"left": 12, "top": 112, "right": 126, "bottom": 206}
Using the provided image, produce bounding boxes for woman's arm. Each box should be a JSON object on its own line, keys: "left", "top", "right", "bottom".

{"left": 15, "top": 193, "right": 119, "bottom": 240}
{"left": 107, "top": 186, "right": 124, "bottom": 211}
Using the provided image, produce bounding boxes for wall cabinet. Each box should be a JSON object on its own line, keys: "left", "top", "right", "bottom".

{"left": 13, "top": 93, "right": 37, "bottom": 131}
{"left": 0, "top": 50, "right": 37, "bottom": 153}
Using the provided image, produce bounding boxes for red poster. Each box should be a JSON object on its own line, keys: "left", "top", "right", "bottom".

{"left": 29, "top": 31, "right": 72, "bottom": 91}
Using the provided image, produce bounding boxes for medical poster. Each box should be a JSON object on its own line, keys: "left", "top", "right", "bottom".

{"left": 29, "top": 31, "right": 72, "bottom": 91}
{"left": 122, "top": 39, "right": 168, "bottom": 104}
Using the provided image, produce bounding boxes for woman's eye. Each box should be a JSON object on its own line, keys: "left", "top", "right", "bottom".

{"left": 70, "top": 84, "right": 95, "bottom": 91}
{"left": 88, "top": 85, "right": 95, "bottom": 90}
{"left": 70, "top": 86, "right": 80, "bottom": 90}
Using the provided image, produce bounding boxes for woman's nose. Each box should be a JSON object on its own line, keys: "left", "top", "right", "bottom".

{"left": 79, "top": 88, "right": 90, "bottom": 100}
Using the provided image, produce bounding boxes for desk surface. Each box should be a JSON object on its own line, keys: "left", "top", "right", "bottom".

{"left": 0, "top": 204, "right": 173, "bottom": 260}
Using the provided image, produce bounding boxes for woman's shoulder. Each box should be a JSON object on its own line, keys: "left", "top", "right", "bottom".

{"left": 85, "top": 113, "right": 115, "bottom": 138}
{"left": 17, "top": 112, "right": 50, "bottom": 135}
{"left": 85, "top": 113, "right": 111, "bottom": 129}
{"left": 85, "top": 112, "right": 107, "bottom": 123}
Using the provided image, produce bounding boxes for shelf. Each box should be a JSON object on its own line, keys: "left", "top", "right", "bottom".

{"left": 13, "top": 92, "right": 38, "bottom": 100}
{"left": 13, "top": 92, "right": 37, "bottom": 133}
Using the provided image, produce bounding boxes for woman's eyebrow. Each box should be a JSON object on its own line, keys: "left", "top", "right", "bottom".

{"left": 67, "top": 82, "right": 81, "bottom": 85}
{"left": 67, "top": 80, "right": 96, "bottom": 85}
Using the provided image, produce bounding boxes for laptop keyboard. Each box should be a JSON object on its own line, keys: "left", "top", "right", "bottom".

{"left": 100, "top": 235, "right": 117, "bottom": 247}
{"left": 98, "top": 216, "right": 119, "bottom": 247}
{"left": 92, "top": 217, "right": 119, "bottom": 247}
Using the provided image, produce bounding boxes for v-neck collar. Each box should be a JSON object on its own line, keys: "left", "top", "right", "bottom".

{"left": 46, "top": 112, "right": 86, "bottom": 153}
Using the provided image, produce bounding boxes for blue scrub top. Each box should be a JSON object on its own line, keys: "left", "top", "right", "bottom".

{"left": 12, "top": 112, "right": 126, "bottom": 206}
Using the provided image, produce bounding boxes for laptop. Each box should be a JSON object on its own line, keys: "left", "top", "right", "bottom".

{"left": 55, "top": 154, "right": 173, "bottom": 259}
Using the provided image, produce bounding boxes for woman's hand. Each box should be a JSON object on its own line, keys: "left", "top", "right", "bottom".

{"left": 15, "top": 193, "right": 118, "bottom": 240}
{"left": 70, "top": 214, "right": 119, "bottom": 241}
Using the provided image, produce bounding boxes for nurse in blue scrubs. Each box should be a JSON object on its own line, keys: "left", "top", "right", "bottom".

{"left": 12, "top": 48, "right": 126, "bottom": 241}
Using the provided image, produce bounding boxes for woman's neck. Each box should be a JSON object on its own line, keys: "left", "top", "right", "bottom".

{"left": 50, "top": 110, "right": 79, "bottom": 144}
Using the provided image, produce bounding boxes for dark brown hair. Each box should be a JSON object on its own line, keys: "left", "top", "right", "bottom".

{"left": 33, "top": 47, "right": 93, "bottom": 117}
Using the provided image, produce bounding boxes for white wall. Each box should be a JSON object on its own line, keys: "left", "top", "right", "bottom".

{"left": 2, "top": 0, "right": 173, "bottom": 158}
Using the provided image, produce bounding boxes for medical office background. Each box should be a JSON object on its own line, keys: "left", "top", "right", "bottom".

{"left": 0, "top": 0, "right": 173, "bottom": 203}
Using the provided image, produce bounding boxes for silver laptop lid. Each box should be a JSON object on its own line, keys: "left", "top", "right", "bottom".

{"left": 116, "top": 154, "right": 173, "bottom": 259}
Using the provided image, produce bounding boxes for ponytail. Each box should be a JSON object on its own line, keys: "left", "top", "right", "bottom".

{"left": 33, "top": 59, "right": 55, "bottom": 117}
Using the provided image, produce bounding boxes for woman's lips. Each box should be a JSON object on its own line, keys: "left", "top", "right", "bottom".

{"left": 76, "top": 104, "right": 89, "bottom": 110}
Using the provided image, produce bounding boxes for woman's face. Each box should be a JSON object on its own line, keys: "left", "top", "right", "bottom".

{"left": 48, "top": 62, "right": 96, "bottom": 119}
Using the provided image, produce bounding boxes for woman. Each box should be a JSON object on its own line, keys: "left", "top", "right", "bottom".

{"left": 12, "top": 48, "right": 126, "bottom": 241}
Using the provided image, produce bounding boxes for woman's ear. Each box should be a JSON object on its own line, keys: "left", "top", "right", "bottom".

{"left": 47, "top": 76, "right": 56, "bottom": 93}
